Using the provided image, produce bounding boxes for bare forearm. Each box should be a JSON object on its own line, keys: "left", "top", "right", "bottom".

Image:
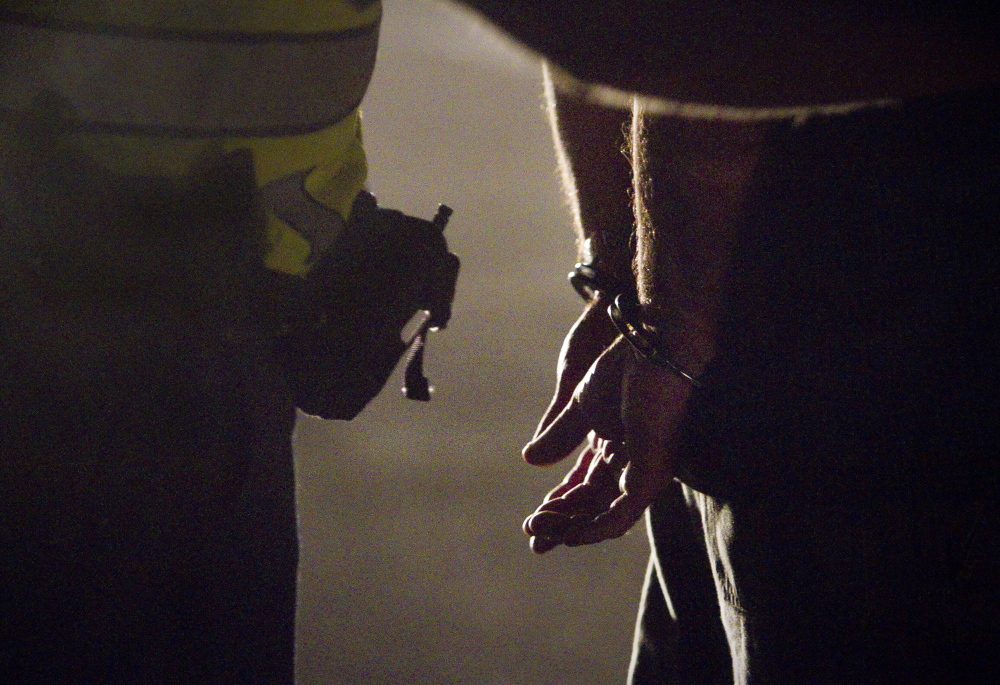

{"left": 544, "top": 66, "right": 633, "bottom": 282}
{"left": 631, "top": 109, "right": 769, "bottom": 373}
{"left": 546, "top": 82, "right": 772, "bottom": 374}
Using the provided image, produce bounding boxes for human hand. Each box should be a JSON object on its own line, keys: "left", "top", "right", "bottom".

{"left": 522, "top": 336, "right": 693, "bottom": 553}
{"left": 534, "top": 295, "right": 621, "bottom": 438}
{"left": 522, "top": 297, "right": 619, "bottom": 553}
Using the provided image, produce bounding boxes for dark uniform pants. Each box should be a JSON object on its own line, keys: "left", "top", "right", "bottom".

{"left": 630, "top": 88, "right": 1000, "bottom": 684}
{"left": 0, "top": 155, "right": 298, "bottom": 684}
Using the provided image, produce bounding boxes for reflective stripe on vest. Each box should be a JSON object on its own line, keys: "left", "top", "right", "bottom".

{"left": 0, "top": 11, "right": 379, "bottom": 137}
{"left": 261, "top": 168, "right": 346, "bottom": 263}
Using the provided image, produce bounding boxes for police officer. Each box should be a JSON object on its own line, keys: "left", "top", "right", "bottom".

{"left": 0, "top": 2, "right": 456, "bottom": 681}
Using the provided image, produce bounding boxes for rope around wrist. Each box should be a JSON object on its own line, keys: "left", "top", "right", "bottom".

{"left": 569, "top": 262, "right": 635, "bottom": 303}
{"left": 608, "top": 291, "right": 705, "bottom": 388}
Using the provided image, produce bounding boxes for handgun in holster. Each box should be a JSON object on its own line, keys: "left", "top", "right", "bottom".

{"left": 270, "top": 190, "right": 460, "bottom": 420}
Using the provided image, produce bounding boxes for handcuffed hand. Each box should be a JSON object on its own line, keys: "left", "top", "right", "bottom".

{"left": 535, "top": 295, "right": 621, "bottom": 438}
{"left": 522, "top": 335, "right": 693, "bottom": 553}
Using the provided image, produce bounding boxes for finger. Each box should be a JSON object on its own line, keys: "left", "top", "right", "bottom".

{"left": 563, "top": 463, "right": 655, "bottom": 546}
{"left": 534, "top": 342, "right": 582, "bottom": 440}
{"left": 534, "top": 309, "right": 591, "bottom": 438}
{"left": 522, "top": 394, "right": 593, "bottom": 466}
{"left": 528, "top": 466, "right": 622, "bottom": 534}
{"left": 523, "top": 438, "right": 599, "bottom": 537}
{"left": 523, "top": 510, "right": 573, "bottom": 537}
{"left": 584, "top": 439, "right": 620, "bottom": 486}
{"left": 550, "top": 441, "right": 625, "bottom": 515}
{"left": 601, "top": 439, "right": 627, "bottom": 471}
{"left": 529, "top": 481, "right": 612, "bottom": 521}
{"left": 530, "top": 535, "right": 560, "bottom": 555}
{"left": 564, "top": 374, "right": 682, "bottom": 546}
{"left": 563, "top": 490, "right": 647, "bottom": 546}
{"left": 522, "top": 339, "right": 628, "bottom": 465}
{"left": 540, "top": 436, "right": 599, "bottom": 503}
{"left": 538, "top": 431, "right": 624, "bottom": 511}
{"left": 533, "top": 495, "right": 583, "bottom": 516}
{"left": 534, "top": 301, "right": 617, "bottom": 437}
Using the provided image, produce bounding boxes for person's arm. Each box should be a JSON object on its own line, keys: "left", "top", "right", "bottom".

{"left": 631, "top": 109, "right": 769, "bottom": 378}
{"left": 544, "top": 65, "right": 633, "bottom": 284}
{"left": 499, "top": 0, "right": 984, "bottom": 549}
{"left": 523, "top": 108, "right": 769, "bottom": 550}
{"left": 531, "top": 65, "right": 633, "bottom": 438}
{"left": 521, "top": 67, "right": 635, "bottom": 553}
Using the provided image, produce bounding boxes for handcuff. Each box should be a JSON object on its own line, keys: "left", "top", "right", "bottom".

{"left": 568, "top": 262, "right": 633, "bottom": 304}
{"left": 570, "top": 262, "right": 705, "bottom": 388}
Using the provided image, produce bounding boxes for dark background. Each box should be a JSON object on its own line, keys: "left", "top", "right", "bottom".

{"left": 294, "top": 2, "right": 650, "bottom": 683}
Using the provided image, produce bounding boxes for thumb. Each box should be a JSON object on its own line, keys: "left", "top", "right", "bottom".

{"left": 534, "top": 301, "right": 619, "bottom": 439}
{"left": 522, "top": 388, "right": 592, "bottom": 466}
{"left": 523, "top": 337, "right": 628, "bottom": 465}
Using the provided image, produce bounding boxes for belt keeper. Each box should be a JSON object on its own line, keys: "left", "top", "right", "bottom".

{"left": 608, "top": 291, "right": 705, "bottom": 388}
{"left": 569, "top": 262, "right": 635, "bottom": 303}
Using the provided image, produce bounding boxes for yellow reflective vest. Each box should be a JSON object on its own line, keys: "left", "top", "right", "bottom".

{"left": 0, "top": 1, "right": 383, "bottom": 275}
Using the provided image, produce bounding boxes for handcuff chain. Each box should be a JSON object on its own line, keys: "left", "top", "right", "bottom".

{"left": 607, "top": 291, "right": 705, "bottom": 388}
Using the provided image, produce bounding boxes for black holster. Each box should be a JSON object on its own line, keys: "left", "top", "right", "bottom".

{"left": 270, "top": 191, "right": 459, "bottom": 420}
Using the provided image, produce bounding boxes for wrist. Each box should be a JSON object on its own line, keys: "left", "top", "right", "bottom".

{"left": 578, "top": 238, "right": 633, "bottom": 285}
{"left": 569, "top": 261, "right": 635, "bottom": 305}
{"left": 608, "top": 293, "right": 712, "bottom": 386}
{"left": 608, "top": 293, "right": 709, "bottom": 387}
{"left": 638, "top": 302, "right": 718, "bottom": 378}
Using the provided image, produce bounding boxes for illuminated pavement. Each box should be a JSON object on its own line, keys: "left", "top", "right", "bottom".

{"left": 294, "top": 2, "right": 650, "bottom": 683}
